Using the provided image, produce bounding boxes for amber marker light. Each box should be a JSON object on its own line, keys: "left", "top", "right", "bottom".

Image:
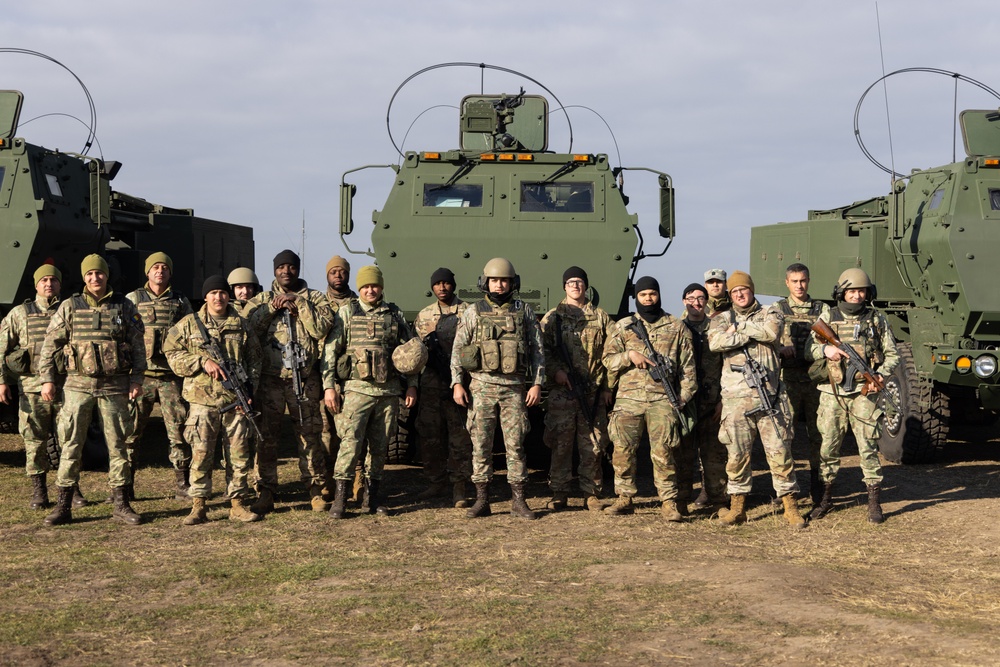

{"left": 498, "top": 154, "right": 515, "bottom": 161}
{"left": 516, "top": 154, "right": 533, "bottom": 161}
{"left": 572, "top": 154, "right": 591, "bottom": 162}
{"left": 423, "top": 152, "right": 440, "bottom": 160}
{"left": 955, "top": 356, "right": 972, "bottom": 374}
{"left": 480, "top": 154, "right": 496, "bottom": 161}
{"left": 984, "top": 158, "right": 1000, "bottom": 167}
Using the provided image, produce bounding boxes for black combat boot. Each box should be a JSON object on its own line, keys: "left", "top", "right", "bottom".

{"left": 809, "top": 469, "right": 823, "bottom": 507}
{"left": 809, "top": 483, "right": 834, "bottom": 521}
{"left": 174, "top": 465, "right": 191, "bottom": 500}
{"left": 867, "top": 483, "right": 884, "bottom": 524}
{"left": 366, "top": 478, "right": 389, "bottom": 516}
{"left": 509, "top": 483, "right": 537, "bottom": 520}
{"left": 30, "top": 473, "right": 50, "bottom": 510}
{"left": 111, "top": 486, "right": 142, "bottom": 525}
{"left": 71, "top": 483, "right": 89, "bottom": 508}
{"left": 466, "top": 482, "right": 491, "bottom": 518}
{"left": 43, "top": 485, "right": 73, "bottom": 526}
{"left": 328, "top": 479, "right": 348, "bottom": 519}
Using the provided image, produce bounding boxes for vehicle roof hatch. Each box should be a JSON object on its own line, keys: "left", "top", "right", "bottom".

{"left": 960, "top": 109, "right": 1000, "bottom": 157}
{"left": 0, "top": 90, "right": 23, "bottom": 141}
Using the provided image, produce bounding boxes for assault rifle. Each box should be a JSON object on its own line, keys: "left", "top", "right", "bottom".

{"left": 553, "top": 314, "right": 598, "bottom": 427}
{"left": 625, "top": 318, "right": 684, "bottom": 423}
{"left": 811, "top": 318, "right": 901, "bottom": 413}
{"left": 193, "top": 314, "right": 262, "bottom": 440}
{"left": 729, "top": 355, "right": 781, "bottom": 435}
{"left": 280, "top": 308, "right": 309, "bottom": 425}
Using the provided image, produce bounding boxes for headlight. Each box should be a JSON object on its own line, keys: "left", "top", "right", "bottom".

{"left": 974, "top": 355, "right": 997, "bottom": 378}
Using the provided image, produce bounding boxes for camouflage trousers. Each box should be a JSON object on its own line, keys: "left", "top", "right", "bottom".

{"left": 543, "top": 386, "right": 608, "bottom": 496}
{"left": 718, "top": 391, "right": 800, "bottom": 497}
{"left": 676, "top": 401, "right": 728, "bottom": 503}
{"left": 332, "top": 392, "right": 398, "bottom": 482}
{"left": 467, "top": 379, "right": 529, "bottom": 485}
{"left": 256, "top": 370, "right": 326, "bottom": 492}
{"left": 608, "top": 397, "right": 681, "bottom": 500}
{"left": 320, "top": 396, "right": 343, "bottom": 478}
{"left": 185, "top": 403, "right": 254, "bottom": 499}
{"left": 415, "top": 385, "right": 472, "bottom": 484}
{"left": 816, "top": 391, "right": 883, "bottom": 485}
{"left": 786, "top": 379, "right": 823, "bottom": 469}
{"left": 55, "top": 390, "right": 133, "bottom": 489}
{"left": 125, "top": 375, "right": 189, "bottom": 470}
{"left": 19, "top": 390, "right": 60, "bottom": 476}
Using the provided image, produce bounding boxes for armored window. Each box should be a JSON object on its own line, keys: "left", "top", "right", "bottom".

{"left": 990, "top": 188, "right": 1000, "bottom": 211}
{"left": 520, "top": 182, "right": 594, "bottom": 213}
{"left": 928, "top": 188, "right": 945, "bottom": 210}
{"left": 45, "top": 173, "right": 63, "bottom": 198}
{"left": 422, "top": 183, "right": 482, "bottom": 208}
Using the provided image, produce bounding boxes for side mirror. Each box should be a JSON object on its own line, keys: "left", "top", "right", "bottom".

{"left": 658, "top": 174, "right": 675, "bottom": 239}
{"left": 340, "top": 182, "right": 356, "bottom": 235}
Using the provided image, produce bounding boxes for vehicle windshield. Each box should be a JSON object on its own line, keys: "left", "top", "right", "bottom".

{"left": 520, "top": 182, "right": 593, "bottom": 213}
{"left": 423, "top": 183, "right": 482, "bottom": 208}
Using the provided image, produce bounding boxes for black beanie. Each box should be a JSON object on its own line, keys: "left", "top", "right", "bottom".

{"left": 562, "top": 266, "right": 588, "bottom": 287}
{"left": 430, "top": 267, "right": 456, "bottom": 287}
{"left": 273, "top": 249, "right": 301, "bottom": 272}
{"left": 633, "top": 276, "right": 660, "bottom": 297}
{"left": 682, "top": 282, "right": 707, "bottom": 299}
{"left": 202, "top": 275, "right": 231, "bottom": 298}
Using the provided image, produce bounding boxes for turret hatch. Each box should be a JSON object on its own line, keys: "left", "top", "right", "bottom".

{"left": 0, "top": 90, "right": 23, "bottom": 141}
{"left": 961, "top": 109, "right": 1000, "bottom": 157}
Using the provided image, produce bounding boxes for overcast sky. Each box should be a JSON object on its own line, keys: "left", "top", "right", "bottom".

{"left": 4, "top": 1, "right": 999, "bottom": 302}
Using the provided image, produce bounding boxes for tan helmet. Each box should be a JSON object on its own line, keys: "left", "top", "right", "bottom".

{"left": 227, "top": 267, "right": 259, "bottom": 286}
{"left": 833, "top": 267, "right": 875, "bottom": 301}
{"left": 483, "top": 257, "right": 516, "bottom": 278}
{"left": 392, "top": 338, "right": 429, "bottom": 376}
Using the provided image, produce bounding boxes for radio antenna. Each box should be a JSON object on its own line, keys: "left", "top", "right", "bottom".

{"left": 875, "top": 3, "right": 896, "bottom": 185}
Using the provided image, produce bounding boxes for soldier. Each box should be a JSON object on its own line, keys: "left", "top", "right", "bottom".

{"left": 809, "top": 268, "right": 899, "bottom": 523}
{"left": 38, "top": 254, "right": 145, "bottom": 526}
{"left": 451, "top": 258, "right": 544, "bottom": 520}
{"left": 247, "top": 249, "right": 334, "bottom": 514}
{"left": 322, "top": 265, "right": 419, "bottom": 518}
{"left": 704, "top": 268, "right": 731, "bottom": 317}
{"left": 774, "top": 263, "right": 830, "bottom": 509}
{"left": 602, "top": 276, "right": 697, "bottom": 520}
{"left": 163, "top": 275, "right": 264, "bottom": 525}
{"left": 227, "top": 267, "right": 261, "bottom": 317}
{"left": 676, "top": 283, "right": 728, "bottom": 511}
{"left": 413, "top": 267, "right": 474, "bottom": 508}
{"left": 125, "top": 252, "right": 194, "bottom": 499}
{"left": 707, "top": 270, "right": 806, "bottom": 529}
{"left": 540, "top": 266, "right": 614, "bottom": 512}
{"left": 0, "top": 264, "right": 86, "bottom": 510}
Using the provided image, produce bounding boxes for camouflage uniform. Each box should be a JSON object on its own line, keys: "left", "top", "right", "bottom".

{"left": 708, "top": 302, "right": 799, "bottom": 497}
{"left": 706, "top": 294, "right": 732, "bottom": 318}
{"left": 810, "top": 306, "right": 899, "bottom": 485}
{"left": 125, "top": 284, "right": 193, "bottom": 470}
{"left": 248, "top": 279, "right": 333, "bottom": 493}
{"left": 319, "top": 287, "right": 358, "bottom": 474}
{"left": 39, "top": 290, "right": 146, "bottom": 489}
{"left": 450, "top": 298, "right": 545, "bottom": 485}
{"left": 163, "top": 304, "right": 263, "bottom": 499}
{"left": 776, "top": 295, "right": 830, "bottom": 471}
{"left": 322, "top": 298, "right": 416, "bottom": 482}
{"left": 677, "top": 314, "right": 728, "bottom": 504}
{"left": 0, "top": 295, "right": 64, "bottom": 476}
{"left": 603, "top": 313, "right": 697, "bottom": 501}
{"left": 414, "top": 297, "right": 473, "bottom": 485}
{"left": 540, "top": 300, "right": 614, "bottom": 498}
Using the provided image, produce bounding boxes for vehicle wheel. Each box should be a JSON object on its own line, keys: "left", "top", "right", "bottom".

{"left": 387, "top": 400, "right": 415, "bottom": 464}
{"left": 46, "top": 434, "right": 62, "bottom": 469}
{"left": 878, "top": 342, "right": 950, "bottom": 463}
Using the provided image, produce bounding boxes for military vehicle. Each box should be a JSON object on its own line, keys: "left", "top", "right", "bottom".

{"left": 750, "top": 68, "right": 1000, "bottom": 464}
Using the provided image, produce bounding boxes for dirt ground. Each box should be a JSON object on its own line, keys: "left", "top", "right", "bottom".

{"left": 0, "top": 414, "right": 998, "bottom": 667}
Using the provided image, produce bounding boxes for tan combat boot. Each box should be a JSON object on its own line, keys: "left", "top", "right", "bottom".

{"left": 229, "top": 497, "right": 262, "bottom": 523}
{"left": 183, "top": 497, "right": 208, "bottom": 526}
{"left": 661, "top": 500, "right": 683, "bottom": 522}
{"left": 718, "top": 494, "right": 747, "bottom": 526}
{"left": 585, "top": 495, "right": 605, "bottom": 512}
{"left": 452, "top": 481, "right": 471, "bottom": 509}
{"left": 782, "top": 494, "right": 807, "bottom": 530}
{"left": 546, "top": 492, "right": 568, "bottom": 511}
{"left": 309, "top": 483, "right": 329, "bottom": 512}
{"left": 604, "top": 495, "right": 634, "bottom": 516}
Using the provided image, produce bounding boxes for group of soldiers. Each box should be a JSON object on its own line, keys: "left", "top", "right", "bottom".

{"left": 0, "top": 248, "right": 899, "bottom": 528}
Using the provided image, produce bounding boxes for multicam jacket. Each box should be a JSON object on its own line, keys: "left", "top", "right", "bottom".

{"left": 682, "top": 314, "right": 722, "bottom": 416}
{"left": 450, "top": 297, "right": 545, "bottom": 388}
{"left": 414, "top": 297, "right": 469, "bottom": 390}
{"left": 603, "top": 312, "right": 697, "bottom": 406}
{"left": 775, "top": 294, "right": 830, "bottom": 384}
{"left": 707, "top": 300, "right": 784, "bottom": 401}
{"left": 707, "top": 294, "right": 732, "bottom": 318}
{"left": 162, "top": 304, "right": 263, "bottom": 408}
{"left": 540, "top": 300, "right": 615, "bottom": 396}
{"left": 326, "top": 287, "right": 358, "bottom": 311}
{"left": 322, "top": 298, "right": 416, "bottom": 398}
{"left": 126, "top": 284, "right": 193, "bottom": 378}
{"left": 809, "top": 305, "right": 899, "bottom": 397}
{"left": 38, "top": 289, "right": 146, "bottom": 395}
{"left": 0, "top": 295, "right": 63, "bottom": 393}
{"left": 248, "top": 279, "right": 334, "bottom": 379}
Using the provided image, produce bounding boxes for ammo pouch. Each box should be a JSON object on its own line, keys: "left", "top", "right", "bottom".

{"left": 4, "top": 348, "right": 31, "bottom": 376}
{"left": 459, "top": 344, "right": 481, "bottom": 371}
{"left": 66, "top": 341, "right": 130, "bottom": 377}
{"left": 352, "top": 346, "right": 390, "bottom": 383}
{"left": 808, "top": 358, "right": 829, "bottom": 384}
{"left": 335, "top": 354, "right": 352, "bottom": 382}
{"left": 478, "top": 340, "right": 521, "bottom": 373}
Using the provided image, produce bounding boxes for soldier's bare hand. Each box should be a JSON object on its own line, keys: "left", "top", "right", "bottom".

{"left": 601, "top": 390, "right": 614, "bottom": 407}
{"left": 203, "top": 358, "right": 227, "bottom": 381}
{"left": 554, "top": 369, "right": 572, "bottom": 389}
{"left": 779, "top": 345, "right": 795, "bottom": 359}
{"left": 725, "top": 325, "right": 736, "bottom": 335}
{"left": 823, "top": 344, "right": 847, "bottom": 361}
{"left": 453, "top": 384, "right": 470, "bottom": 407}
{"left": 0, "top": 384, "right": 10, "bottom": 404}
{"left": 324, "top": 387, "right": 342, "bottom": 414}
{"left": 41, "top": 382, "right": 56, "bottom": 402}
{"left": 404, "top": 386, "right": 418, "bottom": 409}
{"left": 128, "top": 383, "right": 143, "bottom": 400}
{"left": 628, "top": 350, "right": 654, "bottom": 369}
{"left": 525, "top": 384, "right": 542, "bottom": 407}
{"left": 271, "top": 293, "right": 298, "bottom": 312}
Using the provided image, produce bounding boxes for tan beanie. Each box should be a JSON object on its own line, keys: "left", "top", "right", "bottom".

{"left": 727, "top": 270, "right": 755, "bottom": 293}
{"left": 145, "top": 251, "right": 173, "bottom": 274}
{"left": 356, "top": 265, "right": 384, "bottom": 289}
{"left": 34, "top": 264, "right": 62, "bottom": 285}
{"left": 326, "top": 255, "right": 350, "bottom": 274}
{"left": 81, "top": 254, "right": 109, "bottom": 278}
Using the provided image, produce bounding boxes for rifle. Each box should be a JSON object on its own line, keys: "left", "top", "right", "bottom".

{"left": 280, "top": 308, "right": 309, "bottom": 425}
{"left": 625, "top": 318, "right": 685, "bottom": 423}
{"left": 553, "top": 314, "right": 598, "bottom": 427}
{"left": 729, "top": 355, "right": 781, "bottom": 436}
{"left": 192, "top": 313, "right": 263, "bottom": 440}
{"left": 811, "top": 318, "right": 901, "bottom": 413}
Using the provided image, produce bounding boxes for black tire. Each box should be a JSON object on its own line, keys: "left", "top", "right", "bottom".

{"left": 46, "top": 434, "right": 62, "bottom": 469}
{"left": 387, "top": 399, "right": 415, "bottom": 464}
{"left": 878, "top": 342, "right": 950, "bottom": 464}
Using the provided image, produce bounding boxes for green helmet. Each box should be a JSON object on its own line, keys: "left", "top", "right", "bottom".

{"left": 227, "top": 267, "right": 259, "bottom": 287}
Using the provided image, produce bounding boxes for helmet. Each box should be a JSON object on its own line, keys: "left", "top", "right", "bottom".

{"left": 392, "top": 338, "right": 428, "bottom": 376}
{"left": 227, "top": 267, "right": 259, "bottom": 286}
{"left": 483, "top": 257, "right": 516, "bottom": 278}
{"left": 832, "top": 268, "right": 875, "bottom": 301}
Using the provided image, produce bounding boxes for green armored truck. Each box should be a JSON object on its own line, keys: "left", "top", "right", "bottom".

{"left": 750, "top": 71, "right": 1000, "bottom": 463}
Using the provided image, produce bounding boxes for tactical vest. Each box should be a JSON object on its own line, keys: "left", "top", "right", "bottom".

{"left": 683, "top": 318, "right": 707, "bottom": 385}
{"left": 341, "top": 301, "right": 401, "bottom": 383}
{"left": 825, "top": 308, "right": 884, "bottom": 386}
{"left": 132, "top": 288, "right": 185, "bottom": 362}
{"left": 777, "top": 298, "right": 824, "bottom": 370}
{"left": 471, "top": 299, "right": 526, "bottom": 375}
{"left": 65, "top": 294, "right": 133, "bottom": 377}
{"left": 4, "top": 300, "right": 58, "bottom": 376}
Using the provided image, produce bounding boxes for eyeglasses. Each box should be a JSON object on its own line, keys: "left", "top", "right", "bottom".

{"left": 565, "top": 280, "right": 586, "bottom": 288}
{"left": 684, "top": 296, "right": 706, "bottom": 303}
